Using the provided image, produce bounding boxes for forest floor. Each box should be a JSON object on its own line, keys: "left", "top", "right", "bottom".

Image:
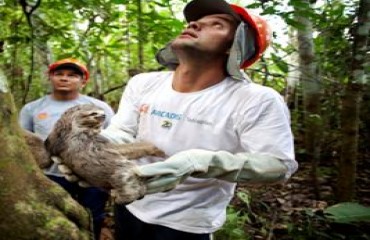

{"left": 98, "top": 153, "right": 370, "bottom": 240}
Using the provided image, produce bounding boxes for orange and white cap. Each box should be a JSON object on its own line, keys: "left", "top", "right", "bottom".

{"left": 48, "top": 58, "right": 90, "bottom": 82}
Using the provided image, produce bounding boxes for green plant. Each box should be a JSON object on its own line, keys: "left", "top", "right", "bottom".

{"left": 287, "top": 203, "right": 370, "bottom": 240}
{"left": 213, "top": 206, "right": 251, "bottom": 240}
{"left": 324, "top": 202, "right": 370, "bottom": 223}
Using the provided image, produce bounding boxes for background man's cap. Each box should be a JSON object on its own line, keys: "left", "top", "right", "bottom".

{"left": 184, "top": 0, "right": 241, "bottom": 23}
{"left": 48, "top": 58, "right": 90, "bottom": 82}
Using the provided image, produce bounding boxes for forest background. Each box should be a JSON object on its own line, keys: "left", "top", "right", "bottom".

{"left": 0, "top": 0, "right": 369, "bottom": 239}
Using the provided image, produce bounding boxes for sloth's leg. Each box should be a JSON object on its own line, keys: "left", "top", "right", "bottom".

{"left": 114, "top": 142, "right": 165, "bottom": 160}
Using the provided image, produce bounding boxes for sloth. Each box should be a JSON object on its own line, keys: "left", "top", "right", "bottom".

{"left": 23, "top": 129, "right": 51, "bottom": 169}
{"left": 44, "top": 104, "right": 165, "bottom": 204}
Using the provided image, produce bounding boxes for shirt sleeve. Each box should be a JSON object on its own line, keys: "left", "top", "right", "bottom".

{"left": 101, "top": 76, "right": 141, "bottom": 143}
{"left": 236, "top": 91, "right": 298, "bottom": 179}
{"left": 100, "top": 103, "right": 115, "bottom": 129}
{"left": 19, "top": 105, "right": 34, "bottom": 132}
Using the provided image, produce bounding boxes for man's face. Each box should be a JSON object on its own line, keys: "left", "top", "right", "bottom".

{"left": 171, "top": 14, "right": 238, "bottom": 55}
{"left": 49, "top": 68, "right": 85, "bottom": 93}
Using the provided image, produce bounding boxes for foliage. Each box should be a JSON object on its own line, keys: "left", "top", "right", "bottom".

{"left": 288, "top": 208, "right": 347, "bottom": 240}
{"left": 0, "top": 0, "right": 363, "bottom": 100}
{"left": 217, "top": 188, "right": 370, "bottom": 240}
{"left": 325, "top": 202, "right": 370, "bottom": 224}
{"left": 0, "top": 0, "right": 185, "bottom": 108}
{"left": 213, "top": 206, "right": 251, "bottom": 240}
{"left": 0, "top": 0, "right": 297, "bottom": 108}
{"left": 288, "top": 204, "right": 370, "bottom": 240}
{"left": 214, "top": 189, "right": 278, "bottom": 240}
{"left": 214, "top": 191, "right": 252, "bottom": 240}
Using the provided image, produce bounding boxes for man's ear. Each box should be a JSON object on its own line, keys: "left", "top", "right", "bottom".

{"left": 79, "top": 78, "right": 87, "bottom": 88}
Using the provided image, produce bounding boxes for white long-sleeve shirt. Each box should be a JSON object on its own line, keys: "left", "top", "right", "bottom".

{"left": 103, "top": 71, "right": 297, "bottom": 233}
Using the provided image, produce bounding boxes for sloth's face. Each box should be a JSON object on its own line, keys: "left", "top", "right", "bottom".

{"left": 64, "top": 104, "right": 106, "bottom": 132}
{"left": 75, "top": 109, "right": 106, "bottom": 130}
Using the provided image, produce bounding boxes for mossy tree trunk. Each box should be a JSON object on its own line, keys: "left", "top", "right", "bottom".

{"left": 0, "top": 69, "right": 91, "bottom": 239}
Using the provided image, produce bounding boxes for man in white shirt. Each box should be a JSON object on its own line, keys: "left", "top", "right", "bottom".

{"left": 59, "top": 0, "right": 298, "bottom": 239}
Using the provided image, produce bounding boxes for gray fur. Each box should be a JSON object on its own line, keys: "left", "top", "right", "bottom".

{"left": 44, "top": 104, "right": 165, "bottom": 204}
{"left": 23, "top": 129, "right": 51, "bottom": 168}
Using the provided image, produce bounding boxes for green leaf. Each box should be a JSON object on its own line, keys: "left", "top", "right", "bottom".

{"left": 289, "top": 0, "right": 310, "bottom": 9}
{"left": 236, "top": 191, "right": 250, "bottom": 208}
{"left": 271, "top": 53, "right": 289, "bottom": 73}
{"left": 324, "top": 202, "right": 370, "bottom": 223}
{"left": 262, "top": 6, "right": 278, "bottom": 15}
{"left": 111, "top": 0, "right": 128, "bottom": 4}
{"left": 285, "top": 18, "right": 306, "bottom": 29}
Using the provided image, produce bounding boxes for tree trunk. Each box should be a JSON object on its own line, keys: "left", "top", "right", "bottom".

{"left": 295, "top": 0, "right": 322, "bottom": 199}
{"left": 337, "top": 0, "right": 370, "bottom": 201}
{"left": 0, "top": 69, "right": 91, "bottom": 239}
{"left": 136, "top": 0, "right": 144, "bottom": 70}
{"left": 92, "top": 57, "right": 104, "bottom": 100}
{"left": 338, "top": 84, "right": 361, "bottom": 201}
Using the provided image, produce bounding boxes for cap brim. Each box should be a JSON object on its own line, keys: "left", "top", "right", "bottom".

{"left": 53, "top": 63, "right": 84, "bottom": 76}
{"left": 184, "top": 0, "right": 241, "bottom": 23}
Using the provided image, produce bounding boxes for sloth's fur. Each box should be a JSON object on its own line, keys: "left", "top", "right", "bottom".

{"left": 23, "top": 129, "right": 51, "bottom": 168}
{"left": 44, "top": 104, "right": 165, "bottom": 204}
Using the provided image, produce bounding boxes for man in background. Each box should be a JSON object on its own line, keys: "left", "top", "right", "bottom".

{"left": 19, "top": 58, "right": 114, "bottom": 240}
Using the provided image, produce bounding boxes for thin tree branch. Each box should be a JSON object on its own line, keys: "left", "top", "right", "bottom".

{"left": 18, "top": 0, "right": 41, "bottom": 104}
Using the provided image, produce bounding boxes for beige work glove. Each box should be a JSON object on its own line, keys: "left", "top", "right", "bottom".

{"left": 135, "top": 149, "right": 288, "bottom": 194}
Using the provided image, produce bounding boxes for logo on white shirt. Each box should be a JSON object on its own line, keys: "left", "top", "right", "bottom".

{"left": 151, "top": 109, "right": 183, "bottom": 120}
{"left": 149, "top": 107, "right": 214, "bottom": 126}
